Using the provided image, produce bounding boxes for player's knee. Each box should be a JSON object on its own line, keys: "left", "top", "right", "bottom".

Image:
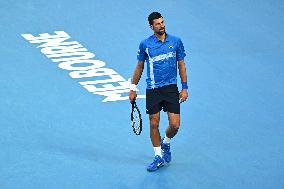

{"left": 150, "top": 121, "right": 159, "bottom": 130}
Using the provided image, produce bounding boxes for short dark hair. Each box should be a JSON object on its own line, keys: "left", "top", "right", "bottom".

{"left": 148, "top": 12, "right": 162, "bottom": 25}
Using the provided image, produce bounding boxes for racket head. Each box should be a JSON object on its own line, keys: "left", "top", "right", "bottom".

{"left": 131, "top": 101, "right": 142, "bottom": 135}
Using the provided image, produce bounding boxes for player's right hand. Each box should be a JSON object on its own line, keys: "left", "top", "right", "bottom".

{"left": 129, "top": 90, "right": 137, "bottom": 103}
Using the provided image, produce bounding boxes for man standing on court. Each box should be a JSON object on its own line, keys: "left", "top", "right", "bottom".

{"left": 129, "top": 12, "right": 188, "bottom": 171}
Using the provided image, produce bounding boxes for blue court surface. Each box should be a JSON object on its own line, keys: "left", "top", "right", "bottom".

{"left": 1, "top": 0, "right": 284, "bottom": 188}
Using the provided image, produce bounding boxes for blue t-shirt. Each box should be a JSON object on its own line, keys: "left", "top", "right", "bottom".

{"left": 137, "top": 33, "right": 186, "bottom": 89}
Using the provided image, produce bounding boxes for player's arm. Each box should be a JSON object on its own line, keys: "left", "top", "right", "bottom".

{"left": 129, "top": 60, "right": 145, "bottom": 102}
{"left": 178, "top": 60, "right": 188, "bottom": 102}
{"left": 132, "top": 60, "right": 145, "bottom": 85}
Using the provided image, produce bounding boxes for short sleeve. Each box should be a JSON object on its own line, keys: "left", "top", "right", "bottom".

{"left": 176, "top": 39, "right": 186, "bottom": 61}
{"left": 137, "top": 41, "right": 147, "bottom": 61}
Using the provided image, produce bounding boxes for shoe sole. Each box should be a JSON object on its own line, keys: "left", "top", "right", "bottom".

{"left": 147, "top": 163, "right": 164, "bottom": 172}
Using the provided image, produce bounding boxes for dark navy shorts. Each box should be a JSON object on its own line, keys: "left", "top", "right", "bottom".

{"left": 146, "top": 84, "right": 180, "bottom": 115}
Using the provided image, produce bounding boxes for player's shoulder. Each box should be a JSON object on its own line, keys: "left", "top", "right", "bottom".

{"left": 140, "top": 35, "right": 155, "bottom": 44}
{"left": 138, "top": 35, "right": 156, "bottom": 50}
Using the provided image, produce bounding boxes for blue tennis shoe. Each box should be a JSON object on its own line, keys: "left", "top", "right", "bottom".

{"left": 147, "top": 155, "right": 164, "bottom": 172}
{"left": 161, "top": 140, "right": 171, "bottom": 163}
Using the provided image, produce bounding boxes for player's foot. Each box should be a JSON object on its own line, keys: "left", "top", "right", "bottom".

{"left": 147, "top": 155, "right": 164, "bottom": 172}
{"left": 161, "top": 139, "right": 171, "bottom": 163}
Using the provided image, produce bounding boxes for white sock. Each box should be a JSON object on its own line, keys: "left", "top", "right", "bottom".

{"left": 163, "top": 135, "right": 171, "bottom": 144}
{"left": 153, "top": 146, "right": 162, "bottom": 157}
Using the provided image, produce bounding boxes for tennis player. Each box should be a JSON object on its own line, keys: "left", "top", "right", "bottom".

{"left": 129, "top": 12, "right": 188, "bottom": 171}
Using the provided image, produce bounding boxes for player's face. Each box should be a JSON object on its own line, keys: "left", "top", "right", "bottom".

{"left": 151, "top": 17, "right": 165, "bottom": 35}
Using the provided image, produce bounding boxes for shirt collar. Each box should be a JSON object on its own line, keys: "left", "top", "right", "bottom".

{"left": 153, "top": 33, "right": 170, "bottom": 43}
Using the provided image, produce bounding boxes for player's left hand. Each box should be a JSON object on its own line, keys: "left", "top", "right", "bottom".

{"left": 179, "top": 89, "right": 188, "bottom": 103}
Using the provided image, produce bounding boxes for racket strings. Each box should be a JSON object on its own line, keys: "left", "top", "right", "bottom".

{"left": 131, "top": 102, "right": 142, "bottom": 135}
{"left": 132, "top": 108, "right": 141, "bottom": 129}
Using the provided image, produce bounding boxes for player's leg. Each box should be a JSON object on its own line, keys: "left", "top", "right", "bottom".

{"left": 160, "top": 84, "right": 180, "bottom": 163}
{"left": 146, "top": 88, "right": 164, "bottom": 171}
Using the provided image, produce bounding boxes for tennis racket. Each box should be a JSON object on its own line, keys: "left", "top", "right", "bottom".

{"left": 131, "top": 100, "right": 142, "bottom": 135}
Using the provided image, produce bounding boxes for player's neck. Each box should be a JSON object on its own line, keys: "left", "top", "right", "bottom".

{"left": 155, "top": 33, "right": 166, "bottom": 42}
